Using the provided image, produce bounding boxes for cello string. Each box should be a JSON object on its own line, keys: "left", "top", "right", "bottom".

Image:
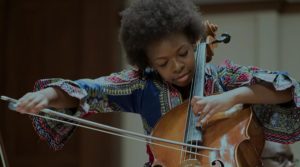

{"left": 189, "top": 42, "right": 203, "bottom": 161}
{"left": 194, "top": 41, "right": 205, "bottom": 161}
{"left": 181, "top": 44, "right": 197, "bottom": 163}
{"left": 189, "top": 43, "right": 200, "bottom": 159}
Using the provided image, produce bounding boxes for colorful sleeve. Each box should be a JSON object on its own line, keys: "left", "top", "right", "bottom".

{"left": 31, "top": 68, "right": 145, "bottom": 150}
{"left": 218, "top": 59, "right": 300, "bottom": 143}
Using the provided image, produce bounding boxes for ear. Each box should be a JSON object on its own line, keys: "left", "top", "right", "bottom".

{"left": 145, "top": 67, "right": 151, "bottom": 73}
{"left": 147, "top": 61, "right": 155, "bottom": 70}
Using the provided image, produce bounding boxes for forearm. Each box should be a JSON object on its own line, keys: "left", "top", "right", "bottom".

{"left": 228, "top": 84, "right": 293, "bottom": 105}
{"left": 41, "top": 87, "right": 79, "bottom": 109}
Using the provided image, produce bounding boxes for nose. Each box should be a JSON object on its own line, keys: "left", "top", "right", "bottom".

{"left": 172, "top": 58, "right": 184, "bottom": 73}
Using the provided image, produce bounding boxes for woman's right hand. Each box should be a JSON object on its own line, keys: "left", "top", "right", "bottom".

{"left": 15, "top": 88, "right": 55, "bottom": 114}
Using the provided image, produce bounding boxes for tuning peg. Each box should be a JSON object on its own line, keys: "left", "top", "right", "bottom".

{"left": 210, "top": 33, "right": 231, "bottom": 44}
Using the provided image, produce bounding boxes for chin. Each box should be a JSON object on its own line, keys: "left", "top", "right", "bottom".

{"left": 175, "top": 80, "right": 191, "bottom": 87}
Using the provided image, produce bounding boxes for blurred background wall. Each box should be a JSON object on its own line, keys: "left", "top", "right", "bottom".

{"left": 0, "top": 0, "right": 299, "bottom": 167}
{"left": 0, "top": 0, "right": 124, "bottom": 166}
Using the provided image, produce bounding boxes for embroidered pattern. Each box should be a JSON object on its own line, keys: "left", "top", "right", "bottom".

{"left": 168, "top": 84, "right": 182, "bottom": 109}
{"left": 153, "top": 80, "right": 170, "bottom": 115}
{"left": 253, "top": 104, "right": 300, "bottom": 144}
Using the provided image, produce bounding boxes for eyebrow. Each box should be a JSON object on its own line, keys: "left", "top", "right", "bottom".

{"left": 154, "top": 45, "right": 186, "bottom": 60}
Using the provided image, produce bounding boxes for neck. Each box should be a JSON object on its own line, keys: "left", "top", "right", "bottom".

{"left": 174, "top": 84, "right": 191, "bottom": 100}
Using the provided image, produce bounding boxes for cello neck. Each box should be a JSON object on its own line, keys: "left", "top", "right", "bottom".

{"left": 183, "top": 42, "right": 207, "bottom": 146}
{"left": 191, "top": 42, "right": 207, "bottom": 98}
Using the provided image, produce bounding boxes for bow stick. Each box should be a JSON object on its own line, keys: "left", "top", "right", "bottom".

{"left": 0, "top": 95, "right": 220, "bottom": 157}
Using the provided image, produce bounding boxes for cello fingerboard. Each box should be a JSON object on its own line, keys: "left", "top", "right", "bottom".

{"left": 184, "top": 42, "right": 206, "bottom": 151}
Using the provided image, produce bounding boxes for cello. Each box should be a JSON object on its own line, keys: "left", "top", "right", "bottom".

{"left": 150, "top": 22, "right": 265, "bottom": 167}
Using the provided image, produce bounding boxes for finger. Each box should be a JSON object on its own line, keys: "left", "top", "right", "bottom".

{"left": 19, "top": 93, "right": 43, "bottom": 113}
{"left": 192, "top": 106, "right": 201, "bottom": 116}
{"left": 211, "top": 24, "right": 218, "bottom": 31}
{"left": 197, "top": 108, "right": 218, "bottom": 128}
{"left": 16, "top": 93, "right": 35, "bottom": 112}
{"left": 191, "top": 96, "right": 201, "bottom": 104}
{"left": 197, "top": 110, "right": 213, "bottom": 128}
{"left": 17, "top": 93, "right": 34, "bottom": 107}
{"left": 197, "top": 104, "right": 211, "bottom": 121}
{"left": 196, "top": 117, "right": 204, "bottom": 128}
{"left": 200, "top": 112, "right": 213, "bottom": 126}
{"left": 26, "top": 97, "right": 41, "bottom": 108}
{"left": 24, "top": 98, "right": 41, "bottom": 113}
{"left": 192, "top": 100, "right": 205, "bottom": 115}
{"left": 33, "top": 102, "right": 48, "bottom": 113}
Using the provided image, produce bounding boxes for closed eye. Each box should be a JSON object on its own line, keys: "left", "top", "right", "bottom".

{"left": 179, "top": 50, "right": 188, "bottom": 57}
{"left": 158, "top": 61, "right": 168, "bottom": 67}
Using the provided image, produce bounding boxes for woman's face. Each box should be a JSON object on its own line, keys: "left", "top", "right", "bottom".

{"left": 147, "top": 33, "right": 196, "bottom": 87}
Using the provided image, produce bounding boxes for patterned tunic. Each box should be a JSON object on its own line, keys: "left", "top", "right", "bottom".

{"left": 31, "top": 60, "right": 300, "bottom": 152}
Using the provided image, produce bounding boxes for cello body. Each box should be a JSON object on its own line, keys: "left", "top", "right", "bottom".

{"left": 150, "top": 101, "right": 265, "bottom": 167}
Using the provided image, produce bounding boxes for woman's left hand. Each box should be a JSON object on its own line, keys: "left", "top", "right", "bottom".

{"left": 191, "top": 93, "right": 236, "bottom": 127}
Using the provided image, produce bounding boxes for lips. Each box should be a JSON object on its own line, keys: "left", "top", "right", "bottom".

{"left": 176, "top": 72, "right": 190, "bottom": 83}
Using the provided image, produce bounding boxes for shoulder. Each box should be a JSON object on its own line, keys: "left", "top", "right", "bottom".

{"left": 104, "top": 67, "right": 142, "bottom": 84}
{"left": 217, "top": 59, "right": 260, "bottom": 72}
{"left": 75, "top": 67, "right": 145, "bottom": 91}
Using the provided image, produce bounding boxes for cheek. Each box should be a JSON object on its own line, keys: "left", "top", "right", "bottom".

{"left": 157, "top": 70, "right": 172, "bottom": 82}
{"left": 186, "top": 54, "right": 195, "bottom": 70}
{"left": 190, "top": 58, "right": 195, "bottom": 69}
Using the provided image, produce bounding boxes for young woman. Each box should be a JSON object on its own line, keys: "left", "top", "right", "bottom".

{"left": 14, "top": 0, "right": 300, "bottom": 166}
